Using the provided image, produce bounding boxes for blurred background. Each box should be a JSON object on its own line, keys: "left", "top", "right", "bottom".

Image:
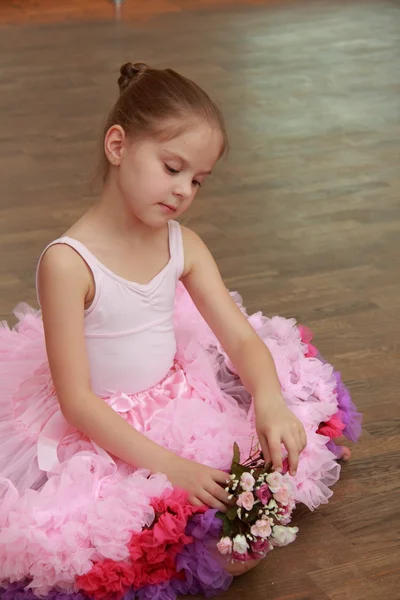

{"left": 0, "top": 0, "right": 399, "bottom": 598}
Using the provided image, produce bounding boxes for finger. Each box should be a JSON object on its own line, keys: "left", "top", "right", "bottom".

{"left": 266, "top": 433, "right": 283, "bottom": 472}
{"left": 292, "top": 428, "right": 303, "bottom": 452}
{"left": 260, "top": 440, "right": 271, "bottom": 464}
{"left": 208, "top": 481, "right": 234, "bottom": 506}
{"left": 190, "top": 496, "right": 205, "bottom": 508}
{"left": 212, "top": 469, "right": 233, "bottom": 486}
{"left": 296, "top": 428, "right": 306, "bottom": 453}
{"left": 199, "top": 490, "right": 228, "bottom": 513}
{"left": 284, "top": 437, "right": 300, "bottom": 476}
{"left": 256, "top": 434, "right": 270, "bottom": 465}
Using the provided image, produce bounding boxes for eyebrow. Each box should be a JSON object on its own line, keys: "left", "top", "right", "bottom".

{"left": 164, "top": 151, "right": 212, "bottom": 176}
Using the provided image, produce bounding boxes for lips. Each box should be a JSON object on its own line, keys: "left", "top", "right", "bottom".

{"left": 159, "top": 203, "right": 177, "bottom": 213}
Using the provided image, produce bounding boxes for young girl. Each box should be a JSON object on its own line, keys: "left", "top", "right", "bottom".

{"left": 0, "top": 62, "right": 361, "bottom": 600}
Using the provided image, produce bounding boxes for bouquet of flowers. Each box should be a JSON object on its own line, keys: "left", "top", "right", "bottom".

{"left": 216, "top": 443, "right": 299, "bottom": 562}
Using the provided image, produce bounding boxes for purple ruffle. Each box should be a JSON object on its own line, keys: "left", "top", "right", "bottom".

{"left": 333, "top": 372, "right": 362, "bottom": 442}
{"left": 122, "top": 590, "right": 137, "bottom": 600}
{"left": 172, "top": 510, "right": 232, "bottom": 598}
{"left": 136, "top": 583, "right": 173, "bottom": 600}
{"left": 326, "top": 438, "right": 345, "bottom": 459}
{"left": 0, "top": 581, "right": 87, "bottom": 600}
{"left": 316, "top": 352, "right": 362, "bottom": 444}
{"left": 0, "top": 511, "right": 231, "bottom": 600}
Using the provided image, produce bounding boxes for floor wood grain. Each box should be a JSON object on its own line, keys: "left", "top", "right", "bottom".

{"left": 0, "top": 0, "right": 271, "bottom": 24}
{"left": 0, "top": 1, "right": 399, "bottom": 599}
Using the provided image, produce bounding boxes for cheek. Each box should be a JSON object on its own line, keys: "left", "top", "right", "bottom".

{"left": 120, "top": 163, "right": 159, "bottom": 200}
{"left": 150, "top": 173, "right": 172, "bottom": 199}
{"left": 177, "top": 192, "right": 196, "bottom": 214}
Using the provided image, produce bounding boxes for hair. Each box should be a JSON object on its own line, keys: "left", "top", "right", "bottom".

{"left": 100, "top": 62, "right": 228, "bottom": 180}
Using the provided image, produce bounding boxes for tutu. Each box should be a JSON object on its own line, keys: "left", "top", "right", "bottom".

{"left": 0, "top": 283, "right": 362, "bottom": 599}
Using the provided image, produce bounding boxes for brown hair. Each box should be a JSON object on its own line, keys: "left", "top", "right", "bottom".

{"left": 100, "top": 62, "right": 228, "bottom": 180}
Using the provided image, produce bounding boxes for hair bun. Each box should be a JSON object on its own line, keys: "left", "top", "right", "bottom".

{"left": 118, "top": 62, "right": 149, "bottom": 93}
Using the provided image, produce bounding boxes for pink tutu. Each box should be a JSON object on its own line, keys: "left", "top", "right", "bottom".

{"left": 0, "top": 285, "right": 361, "bottom": 598}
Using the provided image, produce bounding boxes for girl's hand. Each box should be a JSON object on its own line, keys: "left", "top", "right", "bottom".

{"left": 255, "top": 398, "right": 307, "bottom": 476}
{"left": 163, "top": 455, "right": 232, "bottom": 512}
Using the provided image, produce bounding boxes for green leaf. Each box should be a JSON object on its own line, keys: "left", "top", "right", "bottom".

{"left": 231, "top": 463, "right": 246, "bottom": 479}
{"left": 246, "top": 504, "right": 261, "bottom": 523}
{"left": 215, "top": 511, "right": 225, "bottom": 521}
{"left": 223, "top": 519, "right": 232, "bottom": 537}
{"left": 232, "top": 442, "right": 241, "bottom": 468}
{"left": 226, "top": 506, "right": 238, "bottom": 521}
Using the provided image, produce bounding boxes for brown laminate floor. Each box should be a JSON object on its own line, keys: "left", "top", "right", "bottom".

{"left": 0, "top": 1, "right": 399, "bottom": 599}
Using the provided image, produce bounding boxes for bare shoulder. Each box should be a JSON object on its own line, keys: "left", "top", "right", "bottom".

{"left": 181, "top": 225, "right": 203, "bottom": 247}
{"left": 38, "top": 243, "right": 91, "bottom": 302}
{"left": 180, "top": 225, "right": 211, "bottom": 276}
{"left": 37, "top": 243, "right": 95, "bottom": 411}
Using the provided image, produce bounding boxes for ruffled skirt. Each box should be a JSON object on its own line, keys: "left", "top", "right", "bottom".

{"left": 0, "top": 284, "right": 361, "bottom": 600}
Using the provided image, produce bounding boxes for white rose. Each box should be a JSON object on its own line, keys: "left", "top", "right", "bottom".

{"left": 271, "top": 525, "right": 299, "bottom": 547}
{"left": 266, "top": 471, "right": 283, "bottom": 493}
{"left": 232, "top": 534, "right": 249, "bottom": 555}
{"left": 240, "top": 472, "right": 256, "bottom": 492}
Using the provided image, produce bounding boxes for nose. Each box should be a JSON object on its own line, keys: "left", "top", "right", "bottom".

{"left": 173, "top": 179, "right": 193, "bottom": 201}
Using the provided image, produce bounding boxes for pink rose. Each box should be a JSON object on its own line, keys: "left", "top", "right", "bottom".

{"left": 250, "top": 538, "right": 272, "bottom": 556}
{"left": 240, "top": 472, "right": 256, "bottom": 492}
{"left": 266, "top": 471, "right": 283, "bottom": 493}
{"left": 217, "top": 536, "right": 233, "bottom": 555}
{"left": 250, "top": 519, "right": 272, "bottom": 539}
{"left": 274, "top": 484, "right": 291, "bottom": 506}
{"left": 237, "top": 491, "right": 255, "bottom": 511}
{"left": 277, "top": 512, "right": 292, "bottom": 526}
{"left": 287, "top": 493, "right": 296, "bottom": 512}
{"left": 256, "top": 484, "right": 272, "bottom": 505}
{"left": 232, "top": 551, "right": 251, "bottom": 562}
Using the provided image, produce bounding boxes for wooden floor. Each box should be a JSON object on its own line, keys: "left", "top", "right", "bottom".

{"left": 0, "top": 0, "right": 270, "bottom": 24}
{"left": 0, "top": 1, "right": 399, "bottom": 599}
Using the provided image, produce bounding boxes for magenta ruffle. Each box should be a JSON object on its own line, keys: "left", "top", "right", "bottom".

{"left": 0, "top": 511, "right": 230, "bottom": 600}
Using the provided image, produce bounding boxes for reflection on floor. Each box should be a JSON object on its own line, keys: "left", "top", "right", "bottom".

{"left": 0, "top": 0, "right": 399, "bottom": 598}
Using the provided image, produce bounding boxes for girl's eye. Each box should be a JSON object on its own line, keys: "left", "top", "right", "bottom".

{"left": 165, "top": 164, "right": 179, "bottom": 174}
{"left": 165, "top": 164, "right": 202, "bottom": 187}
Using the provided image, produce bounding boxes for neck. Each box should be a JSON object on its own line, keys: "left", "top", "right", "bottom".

{"left": 88, "top": 174, "right": 151, "bottom": 243}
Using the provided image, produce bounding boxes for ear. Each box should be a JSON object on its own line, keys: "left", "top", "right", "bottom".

{"left": 104, "top": 125, "right": 127, "bottom": 166}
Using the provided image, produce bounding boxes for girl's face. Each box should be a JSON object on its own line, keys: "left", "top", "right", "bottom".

{"left": 106, "top": 120, "right": 223, "bottom": 228}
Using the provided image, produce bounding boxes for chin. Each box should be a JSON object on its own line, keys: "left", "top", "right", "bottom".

{"left": 139, "top": 213, "right": 172, "bottom": 230}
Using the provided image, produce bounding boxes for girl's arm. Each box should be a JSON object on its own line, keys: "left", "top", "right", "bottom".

{"left": 38, "top": 245, "right": 175, "bottom": 472}
{"left": 38, "top": 244, "right": 230, "bottom": 510}
{"left": 181, "top": 227, "right": 307, "bottom": 475}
